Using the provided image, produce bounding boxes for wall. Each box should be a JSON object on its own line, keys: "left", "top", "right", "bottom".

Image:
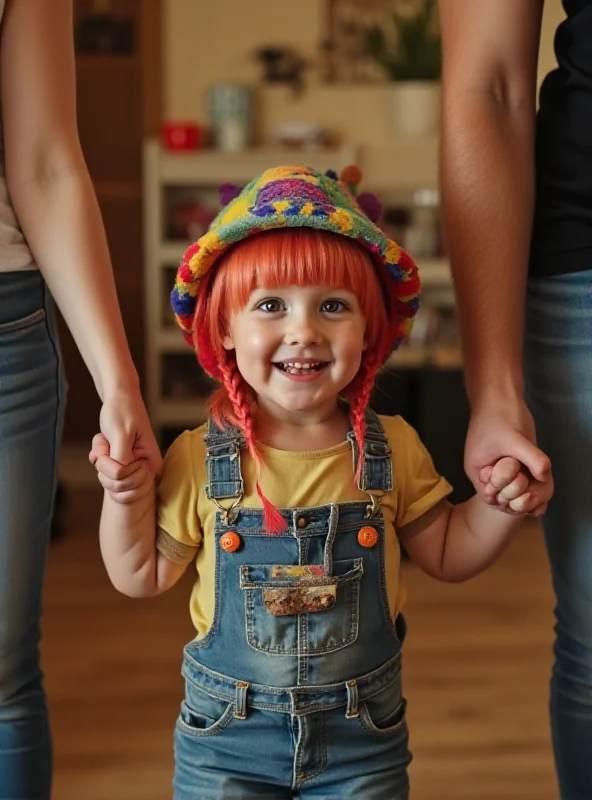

{"left": 164, "top": 0, "right": 565, "bottom": 169}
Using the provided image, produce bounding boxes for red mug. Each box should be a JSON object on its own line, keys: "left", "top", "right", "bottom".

{"left": 161, "top": 122, "right": 203, "bottom": 151}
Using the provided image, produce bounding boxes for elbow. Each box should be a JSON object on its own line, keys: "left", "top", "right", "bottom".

{"left": 6, "top": 143, "right": 87, "bottom": 198}
{"left": 412, "top": 560, "right": 471, "bottom": 584}
{"left": 437, "top": 559, "right": 487, "bottom": 583}
{"left": 114, "top": 582, "right": 158, "bottom": 599}
{"left": 437, "top": 569, "right": 474, "bottom": 584}
{"left": 109, "top": 577, "right": 155, "bottom": 599}
{"left": 107, "top": 565, "right": 160, "bottom": 599}
{"left": 486, "top": 72, "right": 534, "bottom": 113}
{"left": 442, "top": 70, "right": 535, "bottom": 117}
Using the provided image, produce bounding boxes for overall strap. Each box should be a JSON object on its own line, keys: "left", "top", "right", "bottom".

{"left": 347, "top": 408, "right": 394, "bottom": 494}
{"left": 203, "top": 417, "right": 245, "bottom": 502}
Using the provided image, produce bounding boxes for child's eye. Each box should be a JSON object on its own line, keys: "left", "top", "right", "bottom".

{"left": 256, "top": 298, "right": 284, "bottom": 313}
{"left": 321, "top": 299, "right": 348, "bottom": 313}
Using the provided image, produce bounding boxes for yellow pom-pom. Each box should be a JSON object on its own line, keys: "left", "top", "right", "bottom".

{"left": 340, "top": 165, "right": 363, "bottom": 188}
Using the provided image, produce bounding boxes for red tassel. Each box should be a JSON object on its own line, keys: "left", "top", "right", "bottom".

{"left": 256, "top": 482, "right": 287, "bottom": 534}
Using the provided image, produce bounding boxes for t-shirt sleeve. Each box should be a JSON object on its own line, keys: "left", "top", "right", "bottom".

{"left": 388, "top": 416, "right": 453, "bottom": 532}
{"left": 156, "top": 431, "right": 203, "bottom": 564}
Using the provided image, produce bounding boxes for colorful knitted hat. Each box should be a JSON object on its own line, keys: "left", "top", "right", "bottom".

{"left": 171, "top": 165, "right": 420, "bottom": 378}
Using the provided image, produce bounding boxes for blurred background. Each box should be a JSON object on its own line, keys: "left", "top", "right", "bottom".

{"left": 47, "top": 1, "right": 564, "bottom": 797}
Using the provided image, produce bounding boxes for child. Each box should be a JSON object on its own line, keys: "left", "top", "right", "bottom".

{"left": 91, "top": 165, "right": 535, "bottom": 800}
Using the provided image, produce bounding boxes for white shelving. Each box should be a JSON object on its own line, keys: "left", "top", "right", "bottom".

{"left": 143, "top": 139, "right": 455, "bottom": 437}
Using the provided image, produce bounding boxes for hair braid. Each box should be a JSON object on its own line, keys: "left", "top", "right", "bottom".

{"left": 219, "top": 358, "right": 258, "bottom": 462}
{"left": 346, "top": 350, "right": 381, "bottom": 485}
{"left": 219, "top": 357, "right": 286, "bottom": 533}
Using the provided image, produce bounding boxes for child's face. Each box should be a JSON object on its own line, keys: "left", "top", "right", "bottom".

{"left": 223, "top": 285, "right": 367, "bottom": 423}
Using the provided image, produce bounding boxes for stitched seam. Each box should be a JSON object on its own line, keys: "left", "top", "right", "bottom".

{"left": 0, "top": 307, "right": 46, "bottom": 333}
{"left": 176, "top": 703, "right": 235, "bottom": 738}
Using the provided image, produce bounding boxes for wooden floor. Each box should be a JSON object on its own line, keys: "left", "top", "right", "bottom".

{"left": 43, "top": 487, "right": 557, "bottom": 799}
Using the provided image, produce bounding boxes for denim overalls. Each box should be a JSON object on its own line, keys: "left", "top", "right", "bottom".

{"left": 174, "top": 411, "right": 411, "bottom": 800}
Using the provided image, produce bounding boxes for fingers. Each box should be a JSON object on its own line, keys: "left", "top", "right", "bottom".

{"left": 505, "top": 492, "right": 531, "bottom": 514}
{"left": 90, "top": 427, "right": 155, "bottom": 504}
{"left": 497, "top": 473, "right": 529, "bottom": 505}
{"left": 527, "top": 501, "right": 548, "bottom": 518}
{"left": 106, "top": 428, "right": 136, "bottom": 466}
{"left": 490, "top": 457, "right": 522, "bottom": 490}
{"left": 89, "top": 433, "right": 110, "bottom": 466}
{"left": 102, "top": 480, "right": 153, "bottom": 505}
{"left": 476, "top": 447, "right": 554, "bottom": 518}
{"left": 481, "top": 458, "right": 522, "bottom": 505}
{"left": 505, "top": 438, "right": 551, "bottom": 483}
{"left": 95, "top": 454, "right": 148, "bottom": 488}
{"left": 133, "top": 441, "right": 163, "bottom": 476}
{"left": 479, "top": 465, "right": 493, "bottom": 487}
{"left": 95, "top": 457, "right": 151, "bottom": 503}
{"left": 489, "top": 479, "right": 550, "bottom": 517}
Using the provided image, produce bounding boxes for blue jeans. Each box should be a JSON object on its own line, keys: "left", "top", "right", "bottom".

{"left": 174, "top": 650, "right": 410, "bottom": 799}
{"left": 525, "top": 269, "right": 592, "bottom": 799}
{"left": 0, "top": 271, "right": 66, "bottom": 800}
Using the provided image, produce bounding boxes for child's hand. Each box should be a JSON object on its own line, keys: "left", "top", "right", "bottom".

{"left": 89, "top": 433, "right": 154, "bottom": 504}
{"left": 479, "top": 457, "right": 532, "bottom": 515}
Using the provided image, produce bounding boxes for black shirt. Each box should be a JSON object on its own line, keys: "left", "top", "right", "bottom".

{"left": 531, "top": 0, "right": 592, "bottom": 276}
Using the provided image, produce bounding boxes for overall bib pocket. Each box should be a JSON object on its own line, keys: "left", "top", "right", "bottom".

{"left": 240, "top": 558, "right": 363, "bottom": 655}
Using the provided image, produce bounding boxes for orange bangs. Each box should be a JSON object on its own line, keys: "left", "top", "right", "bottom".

{"left": 207, "top": 227, "right": 389, "bottom": 362}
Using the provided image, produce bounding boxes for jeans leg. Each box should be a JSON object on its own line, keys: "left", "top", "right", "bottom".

{"left": 0, "top": 272, "right": 66, "bottom": 800}
{"left": 173, "top": 673, "right": 294, "bottom": 800}
{"left": 298, "top": 674, "right": 410, "bottom": 799}
{"left": 525, "top": 270, "right": 592, "bottom": 799}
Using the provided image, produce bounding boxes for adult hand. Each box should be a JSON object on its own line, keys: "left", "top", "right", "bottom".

{"left": 98, "top": 388, "right": 162, "bottom": 476}
{"left": 89, "top": 432, "right": 154, "bottom": 504}
{"left": 465, "top": 399, "right": 553, "bottom": 517}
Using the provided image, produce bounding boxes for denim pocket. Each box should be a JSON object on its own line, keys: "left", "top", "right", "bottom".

{"left": 176, "top": 682, "right": 234, "bottom": 738}
{"left": 241, "top": 558, "right": 363, "bottom": 655}
{"left": 0, "top": 308, "right": 46, "bottom": 334}
{"left": 359, "top": 678, "right": 407, "bottom": 737}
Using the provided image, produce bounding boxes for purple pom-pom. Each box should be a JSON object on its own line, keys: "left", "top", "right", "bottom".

{"left": 357, "top": 192, "right": 382, "bottom": 223}
{"left": 219, "top": 183, "right": 242, "bottom": 207}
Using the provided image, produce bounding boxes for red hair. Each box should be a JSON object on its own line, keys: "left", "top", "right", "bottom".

{"left": 194, "top": 228, "right": 391, "bottom": 531}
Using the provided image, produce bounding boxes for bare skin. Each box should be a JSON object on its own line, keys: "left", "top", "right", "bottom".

{"left": 1, "top": 0, "right": 161, "bottom": 471}
{"left": 437, "top": 0, "right": 553, "bottom": 516}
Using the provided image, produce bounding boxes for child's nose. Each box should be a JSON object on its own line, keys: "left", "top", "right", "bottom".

{"left": 285, "top": 314, "right": 323, "bottom": 346}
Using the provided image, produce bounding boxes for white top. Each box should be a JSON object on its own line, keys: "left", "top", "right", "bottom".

{"left": 0, "top": 0, "right": 35, "bottom": 272}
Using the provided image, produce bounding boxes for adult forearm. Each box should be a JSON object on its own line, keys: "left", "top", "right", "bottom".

{"left": 9, "top": 163, "right": 138, "bottom": 401}
{"left": 440, "top": 91, "right": 536, "bottom": 407}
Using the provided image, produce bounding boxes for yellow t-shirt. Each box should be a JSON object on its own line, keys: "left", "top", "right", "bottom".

{"left": 156, "top": 414, "right": 452, "bottom": 637}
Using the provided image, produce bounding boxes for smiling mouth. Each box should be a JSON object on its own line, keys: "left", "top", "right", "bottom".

{"left": 274, "top": 361, "right": 329, "bottom": 375}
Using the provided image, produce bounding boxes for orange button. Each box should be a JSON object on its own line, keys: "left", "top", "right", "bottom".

{"left": 358, "top": 526, "right": 378, "bottom": 548}
{"left": 220, "top": 531, "right": 241, "bottom": 552}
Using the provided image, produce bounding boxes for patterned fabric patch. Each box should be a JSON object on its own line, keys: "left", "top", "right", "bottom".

{"left": 263, "top": 585, "right": 337, "bottom": 616}
{"left": 269, "top": 565, "right": 325, "bottom": 581}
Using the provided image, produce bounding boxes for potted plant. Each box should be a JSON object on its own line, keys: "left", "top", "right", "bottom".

{"left": 365, "top": 0, "right": 441, "bottom": 135}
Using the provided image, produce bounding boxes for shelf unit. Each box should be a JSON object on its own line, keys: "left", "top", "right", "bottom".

{"left": 143, "top": 139, "right": 455, "bottom": 438}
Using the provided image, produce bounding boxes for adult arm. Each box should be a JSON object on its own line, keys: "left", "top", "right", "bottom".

{"left": 438, "top": 0, "right": 551, "bottom": 513}
{"left": 1, "top": 0, "right": 160, "bottom": 470}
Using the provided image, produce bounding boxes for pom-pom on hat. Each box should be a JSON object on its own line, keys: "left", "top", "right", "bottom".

{"left": 171, "top": 165, "right": 420, "bottom": 378}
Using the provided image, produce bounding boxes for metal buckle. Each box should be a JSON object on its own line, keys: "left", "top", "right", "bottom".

{"left": 364, "top": 492, "right": 384, "bottom": 519}
{"left": 211, "top": 495, "right": 242, "bottom": 525}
